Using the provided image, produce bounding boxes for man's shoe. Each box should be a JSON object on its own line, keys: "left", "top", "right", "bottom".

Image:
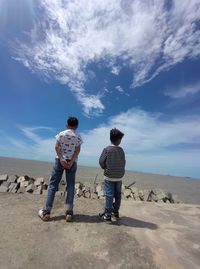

{"left": 38, "top": 209, "right": 51, "bottom": 221}
{"left": 66, "top": 210, "right": 73, "bottom": 222}
{"left": 99, "top": 212, "right": 112, "bottom": 224}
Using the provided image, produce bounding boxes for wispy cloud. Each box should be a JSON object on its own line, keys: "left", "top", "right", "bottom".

{"left": 1, "top": 110, "right": 200, "bottom": 177}
{"left": 80, "top": 109, "right": 200, "bottom": 177}
{"left": 14, "top": 0, "right": 200, "bottom": 115}
{"left": 164, "top": 81, "right": 200, "bottom": 98}
{"left": 115, "top": 85, "right": 124, "bottom": 93}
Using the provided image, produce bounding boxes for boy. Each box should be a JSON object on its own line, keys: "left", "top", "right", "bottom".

{"left": 38, "top": 116, "right": 83, "bottom": 222}
{"left": 99, "top": 128, "right": 126, "bottom": 223}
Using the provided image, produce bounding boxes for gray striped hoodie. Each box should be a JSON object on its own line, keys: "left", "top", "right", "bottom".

{"left": 99, "top": 145, "right": 126, "bottom": 179}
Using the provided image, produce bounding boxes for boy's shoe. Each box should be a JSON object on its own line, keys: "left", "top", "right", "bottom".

{"left": 38, "top": 209, "right": 51, "bottom": 221}
{"left": 66, "top": 210, "right": 73, "bottom": 222}
{"left": 99, "top": 212, "right": 112, "bottom": 224}
{"left": 112, "top": 211, "right": 119, "bottom": 219}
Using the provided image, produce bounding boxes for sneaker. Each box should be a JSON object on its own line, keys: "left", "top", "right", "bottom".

{"left": 38, "top": 209, "right": 50, "bottom": 221}
{"left": 99, "top": 212, "right": 112, "bottom": 224}
{"left": 113, "top": 211, "right": 119, "bottom": 219}
{"left": 66, "top": 210, "right": 73, "bottom": 222}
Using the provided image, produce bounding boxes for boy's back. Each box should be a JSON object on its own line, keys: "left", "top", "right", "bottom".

{"left": 99, "top": 145, "right": 125, "bottom": 179}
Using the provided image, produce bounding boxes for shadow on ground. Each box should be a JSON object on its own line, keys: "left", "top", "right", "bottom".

{"left": 50, "top": 214, "right": 158, "bottom": 229}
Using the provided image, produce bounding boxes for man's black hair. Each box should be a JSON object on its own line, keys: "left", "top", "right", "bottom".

{"left": 67, "top": 116, "right": 79, "bottom": 127}
{"left": 110, "top": 128, "right": 124, "bottom": 143}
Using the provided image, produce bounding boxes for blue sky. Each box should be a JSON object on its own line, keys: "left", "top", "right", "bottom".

{"left": 0, "top": 0, "right": 200, "bottom": 178}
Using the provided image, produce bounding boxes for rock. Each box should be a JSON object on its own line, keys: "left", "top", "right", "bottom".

{"left": 167, "top": 193, "right": 181, "bottom": 203}
{"left": 17, "top": 187, "right": 26, "bottom": 194}
{"left": 1, "top": 181, "right": 11, "bottom": 188}
{"left": 20, "top": 181, "right": 29, "bottom": 188}
{"left": 8, "top": 183, "right": 19, "bottom": 193}
{"left": 33, "top": 185, "right": 43, "bottom": 195}
{"left": 58, "top": 184, "right": 66, "bottom": 192}
{"left": 43, "top": 178, "right": 50, "bottom": 188}
{"left": 83, "top": 186, "right": 91, "bottom": 198}
{"left": 26, "top": 183, "right": 36, "bottom": 193}
{"left": 0, "top": 174, "right": 8, "bottom": 182}
{"left": 0, "top": 185, "right": 8, "bottom": 192}
{"left": 90, "top": 192, "right": 98, "bottom": 199}
{"left": 34, "top": 177, "right": 44, "bottom": 186}
{"left": 17, "top": 175, "right": 30, "bottom": 183}
{"left": 123, "top": 188, "right": 132, "bottom": 198}
{"left": 151, "top": 189, "right": 166, "bottom": 201}
{"left": 131, "top": 187, "right": 140, "bottom": 200}
{"left": 42, "top": 190, "right": 48, "bottom": 196}
{"left": 55, "top": 191, "right": 65, "bottom": 196}
{"left": 139, "top": 189, "right": 151, "bottom": 201}
{"left": 7, "top": 175, "right": 18, "bottom": 183}
{"left": 76, "top": 188, "right": 83, "bottom": 197}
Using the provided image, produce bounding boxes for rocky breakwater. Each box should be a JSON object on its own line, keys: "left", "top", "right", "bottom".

{"left": 0, "top": 173, "right": 181, "bottom": 203}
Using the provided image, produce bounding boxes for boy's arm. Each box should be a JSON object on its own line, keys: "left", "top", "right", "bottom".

{"left": 55, "top": 140, "right": 69, "bottom": 168}
{"left": 67, "top": 145, "right": 81, "bottom": 168}
{"left": 99, "top": 148, "right": 107, "bottom": 169}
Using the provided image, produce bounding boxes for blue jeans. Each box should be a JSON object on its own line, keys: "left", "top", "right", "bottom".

{"left": 45, "top": 158, "right": 77, "bottom": 212}
{"left": 104, "top": 179, "right": 122, "bottom": 215}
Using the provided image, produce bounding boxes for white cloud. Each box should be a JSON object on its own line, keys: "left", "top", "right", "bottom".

{"left": 1, "top": 109, "right": 200, "bottom": 178}
{"left": 111, "top": 66, "right": 121, "bottom": 75}
{"left": 14, "top": 0, "right": 200, "bottom": 115}
{"left": 80, "top": 109, "right": 200, "bottom": 178}
{"left": 115, "top": 85, "right": 124, "bottom": 93}
{"left": 164, "top": 81, "right": 200, "bottom": 98}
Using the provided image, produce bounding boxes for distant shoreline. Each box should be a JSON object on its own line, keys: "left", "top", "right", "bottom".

{"left": 0, "top": 155, "right": 199, "bottom": 180}
{"left": 0, "top": 156, "right": 200, "bottom": 204}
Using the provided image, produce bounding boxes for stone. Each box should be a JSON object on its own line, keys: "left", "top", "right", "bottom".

{"left": 20, "top": 181, "right": 29, "bottom": 188}
{"left": 76, "top": 188, "right": 83, "bottom": 197}
{"left": 1, "top": 181, "right": 11, "bottom": 188}
{"left": 42, "top": 190, "right": 48, "bottom": 195}
{"left": 138, "top": 189, "right": 151, "bottom": 201}
{"left": 83, "top": 186, "right": 91, "bottom": 198}
{"left": 98, "top": 191, "right": 104, "bottom": 199}
{"left": 0, "top": 174, "right": 8, "bottom": 182}
{"left": 0, "top": 185, "right": 8, "bottom": 192}
{"left": 75, "top": 182, "right": 84, "bottom": 190}
{"left": 90, "top": 193, "right": 98, "bottom": 199}
{"left": 43, "top": 178, "right": 50, "bottom": 187}
{"left": 96, "top": 184, "right": 102, "bottom": 192}
{"left": 151, "top": 189, "right": 166, "bottom": 201}
{"left": 8, "top": 183, "right": 19, "bottom": 193}
{"left": 55, "top": 191, "right": 65, "bottom": 196}
{"left": 26, "top": 183, "right": 36, "bottom": 193}
{"left": 34, "top": 177, "right": 44, "bottom": 186}
{"left": 17, "top": 175, "right": 30, "bottom": 183}
{"left": 58, "top": 184, "right": 66, "bottom": 192}
{"left": 7, "top": 175, "right": 18, "bottom": 183}
{"left": 123, "top": 188, "right": 132, "bottom": 198}
{"left": 167, "top": 193, "right": 181, "bottom": 203}
{"left": 17, "top": 187, "right": 26, "bottom": 194}
{"left": 33, "top": 185, "right": 43, "bottom": 195}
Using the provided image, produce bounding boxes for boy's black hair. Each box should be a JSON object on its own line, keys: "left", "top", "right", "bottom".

{"left": 67, "top": 116, "right": 79, "bottom": 127}
{"left": 110, "top": 128, "right": 124, "bottom": 143}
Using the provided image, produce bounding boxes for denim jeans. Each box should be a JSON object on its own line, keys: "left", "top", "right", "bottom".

{"left": 45, "top": 158, "right": 77, "bottom": 212}
{"left": 104, "top": 179, "right": 122, "bottom": 215}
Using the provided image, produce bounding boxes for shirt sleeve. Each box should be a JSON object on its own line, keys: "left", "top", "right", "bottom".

{"left": 76, "top": 134, "right": 83, "bottom": 147}
{"left": 99, "top": 148, "right": 107, "bottom": 169}
{"left": 55, "top": 133, "right": 61, "bottom": 142}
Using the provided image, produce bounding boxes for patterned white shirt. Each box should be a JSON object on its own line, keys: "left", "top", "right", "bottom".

{"left": 55, "top": 129, "right": 83, "bottom": 161}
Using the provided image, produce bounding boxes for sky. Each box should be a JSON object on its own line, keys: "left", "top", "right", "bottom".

{"left": 0, "top": 0, "right": 200, "bottom": 179}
